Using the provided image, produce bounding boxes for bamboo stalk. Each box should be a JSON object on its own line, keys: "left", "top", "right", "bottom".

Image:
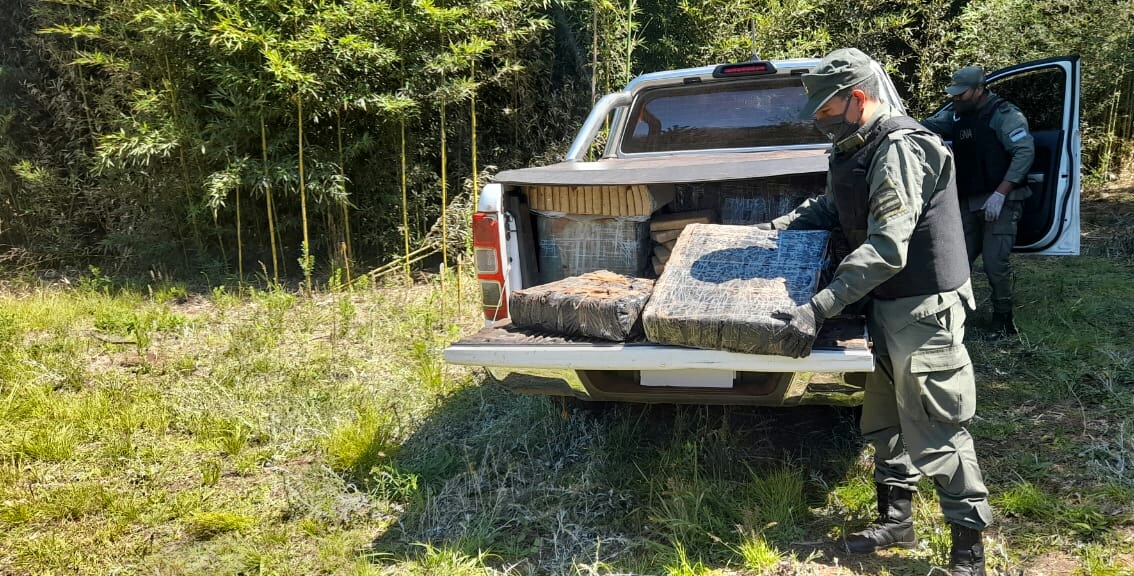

{"left": 440, "top": 101, "right": 449, "bottom": 293}
{"left": 336, "top": 108, "right": 353, "bottom": 287}
{"left": 298, "top": 92, "right": 312, "bottom": 293}
{"left": 236, "top": 186, "right": 243, "bottom": 286}
{"left": 261, "top": 116, "right": 279, "bottom": 285}
{"left": 625, "top": 0, "right": 633, "bottom": 86}
{"left": 591, "top": 3, "right": 598, "bottom": 104}
{"left": 401, "top": 119, "right": 411, "bottom": 282}
{"left": 471, "top": 60, "right": 480, "bottom": 212}
{"left": 164, "top": 54, "right": 202, "bottom": 254}
{"left": 360, "top": 241, "right": 441, "bottom": 279}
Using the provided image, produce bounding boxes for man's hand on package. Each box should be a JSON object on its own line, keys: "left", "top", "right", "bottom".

{"left": 982, "top": 191, "right": 1005, "bottom": 222}
{"left": 771, "top": 301, "right": 822, "bottom": 358}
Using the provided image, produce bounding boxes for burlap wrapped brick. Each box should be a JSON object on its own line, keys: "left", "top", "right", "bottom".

{"left": 642, "top": 224, "right": 829, "bottom": 355}
{"left": 510, "top": 270, "right": 655, "bottom": 341}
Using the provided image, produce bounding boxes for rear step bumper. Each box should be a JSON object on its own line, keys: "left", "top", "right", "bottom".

{"left": 444, "top": 341, "right": 873, "bottom": 372}
{"left": 444, "top": 318, "right": 873, "bottom": 373}
{"left": 444, "top": 319, "right": 872, "bottom": 405}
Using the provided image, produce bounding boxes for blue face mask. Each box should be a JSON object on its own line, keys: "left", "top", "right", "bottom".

{"left": 814, "top": 96, "right": 861, "bottom": 143}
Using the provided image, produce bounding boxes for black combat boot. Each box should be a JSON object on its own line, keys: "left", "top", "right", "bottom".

{"left": 845, "top": 484, "right": 917, "bottom": 553}
{"left": 949, "top": 523, "right": 986, "bottom": 575}
{"left": 990, "top": 310, "right": 1018, "bottom": 336}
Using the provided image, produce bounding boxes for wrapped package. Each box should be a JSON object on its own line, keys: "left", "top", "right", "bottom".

{"left": 720, "top": 195, "right": 803, "bottom": 225}
{"left": 524, "top": 184, "right": 674, "bottom": 217}
{"left": 510, "top": 271, "right": 655, "bottom": 341}
{"left": 535, "top": 212, "right": 650, "bottom": 284}
{"left": 642, "top": 224, "right": 829, "bottom": 356}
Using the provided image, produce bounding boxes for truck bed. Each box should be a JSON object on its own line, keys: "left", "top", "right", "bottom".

{"left": 455, "top": 317, "right": 864, "bottom": 348}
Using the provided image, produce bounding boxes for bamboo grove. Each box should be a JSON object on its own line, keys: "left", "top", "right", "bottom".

{"left": 2, "top": 0, "right": 1134, "bottom": 283}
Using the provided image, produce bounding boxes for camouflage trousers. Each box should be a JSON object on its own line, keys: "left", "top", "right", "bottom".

{"left": 962, "top": 200, "right": 1023, "bottom": 314}
{"left": 861, "top": 283, "right": 994, "bottom": 530}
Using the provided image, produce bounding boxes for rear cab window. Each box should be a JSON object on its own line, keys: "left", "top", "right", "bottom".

{"left": 620, "top": 77, "right": 825, "bottom": 154}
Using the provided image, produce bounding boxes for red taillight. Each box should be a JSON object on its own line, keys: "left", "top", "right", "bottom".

{"left": 472, "top": 212, "right": 507, "bottom": 321}
{"left": 712, "top": 61, "right": 777, "bottom": 78}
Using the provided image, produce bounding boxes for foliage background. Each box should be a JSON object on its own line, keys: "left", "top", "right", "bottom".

{"left": 2, "top": 0, "right": 1133, "bottom": 276}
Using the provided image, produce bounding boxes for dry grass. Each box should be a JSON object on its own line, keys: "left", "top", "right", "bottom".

{"left": 1, "top": 188, "right": 1134, "bottom": 575}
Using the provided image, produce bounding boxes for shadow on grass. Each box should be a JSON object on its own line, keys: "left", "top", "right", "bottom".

{"left": 354, "top": 378, "right": 956, "bottom": 574}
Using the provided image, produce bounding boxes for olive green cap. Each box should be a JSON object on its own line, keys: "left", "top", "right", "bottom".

{"left": 945, "top": 66, "right": 985, "bottom": 96}
{"left": 799, "top": 48, "right": 878, "bottom": 119}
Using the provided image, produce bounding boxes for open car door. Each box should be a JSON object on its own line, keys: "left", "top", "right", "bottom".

{"left": 935, "top": 56, "right": 1082, "bottom": 255}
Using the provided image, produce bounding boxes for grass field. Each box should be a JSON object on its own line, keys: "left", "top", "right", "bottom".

{"left": 2, "top": 189, "right": 1134, "bottom": 575}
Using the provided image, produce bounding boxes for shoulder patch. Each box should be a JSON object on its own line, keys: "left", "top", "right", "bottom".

{"left": 1009, "top": 127, "right": 1028, "bottom": 142}
{"left": 870, "top": 184, "right": 907, "bottom": 224}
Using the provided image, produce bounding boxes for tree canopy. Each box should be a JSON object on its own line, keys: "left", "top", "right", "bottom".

{"left": 2, "top": 0, "right": 1132, "bottom": 277}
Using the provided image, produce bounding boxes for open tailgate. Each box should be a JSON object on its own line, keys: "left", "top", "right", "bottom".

{"left": 444, "top": 317, "right": 873, "bottom": 373}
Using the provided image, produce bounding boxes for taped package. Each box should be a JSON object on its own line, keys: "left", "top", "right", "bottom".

{"left": 535, "top": 212, "right": 651, "bottom": 284}
{"left": 525, "top": 185, "right": 674, "bottom": 217}
{"left": 510, "top": 271, "right": 654, "bottom": 341}
{"left": 642, "top": 224, "right": 830, "bottom": 356}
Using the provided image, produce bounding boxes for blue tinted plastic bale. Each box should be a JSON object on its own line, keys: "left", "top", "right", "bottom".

{"left": 509, "top": 271, "right": 655, "bottom": 341}
{"left": 642, "top": 224, "right": 830, "bottom": 356}
{"left": 535, "top": 212, "right": 651, "bottom": 284}
{"left": 720, "top": 195, "right": 802, "bottom": 225}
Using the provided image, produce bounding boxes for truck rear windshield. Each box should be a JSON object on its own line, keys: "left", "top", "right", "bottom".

{"left": 621, "top": 77, "right": 824, "bottom": 154}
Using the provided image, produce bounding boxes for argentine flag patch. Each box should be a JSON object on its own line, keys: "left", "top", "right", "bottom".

{"left": 1009, "top": 127, "right": 1028, "bottom": 142}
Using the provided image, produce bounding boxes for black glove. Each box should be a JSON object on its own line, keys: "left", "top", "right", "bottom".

{"left": 754, "top": 222, "right": 775, "bottom": 231}
{"left": 771, "top": 301, "right": 822, "bottom": 358}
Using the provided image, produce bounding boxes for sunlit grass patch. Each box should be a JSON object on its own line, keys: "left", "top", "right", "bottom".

{"left": 662, "top": 541, "right": 711, "bottom": 576}
{"left": 999, "top": 481, "right": 1059, "bottom": 522}
{"left": 1079, "top": 542, "right": 1130, "bottom": 576}
{"left": 390, "top": 542, "right": 496, "bottom": 576}
{"left": 325, "top": 407, "right": 401, "bottom": 485}
{"left": 731, "top": 530, "right": 786, "bottom": 572}
{"left": 183, "top": 510, "right": 257, "bottom": 538}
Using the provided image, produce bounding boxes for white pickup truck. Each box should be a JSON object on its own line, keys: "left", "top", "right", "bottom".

{"left": 444, "top": 55, "right": 1081, "bottom": 406}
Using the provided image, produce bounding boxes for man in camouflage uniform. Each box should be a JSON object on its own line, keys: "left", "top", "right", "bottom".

{"left": 759, "top": 49, "right": 992, "bottom": 575}
{"left": 922, "top": 66, "right": 1035, "bottom": 336}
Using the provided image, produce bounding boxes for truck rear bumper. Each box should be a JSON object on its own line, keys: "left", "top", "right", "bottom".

{"left": 444, "top": 319, "right": 872, "bottom": 406}
{"left": 444, "top": 339, "right": 873, "bottom": 372}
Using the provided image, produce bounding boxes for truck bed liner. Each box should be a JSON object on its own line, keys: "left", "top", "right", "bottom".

{"left": 456, "top": 318, "right": 866, "bottom": 350}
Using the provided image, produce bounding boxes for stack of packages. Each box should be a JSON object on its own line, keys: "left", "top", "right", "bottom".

{"left": 642, "top": 224, "right": 829, "bottom": 356}
{"left": 509, "top": 270, "right": 654, "bottom": 341}
{"left": 527, "top": 185, "right": 672, "bottom": 284}
{"left": 648, "top": 209, "right": 715, "bottom": 276}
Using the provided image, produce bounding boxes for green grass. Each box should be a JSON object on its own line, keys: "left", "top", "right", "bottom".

{"left": 2, "top": 191, "right": 1134, "bottom": 574}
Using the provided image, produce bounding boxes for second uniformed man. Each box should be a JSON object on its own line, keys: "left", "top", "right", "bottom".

{"left": 763, "top": 48, "right": 992, "bottom": 575}
{"left": 922, "top": 66, "right": 1035, "bottom": 336}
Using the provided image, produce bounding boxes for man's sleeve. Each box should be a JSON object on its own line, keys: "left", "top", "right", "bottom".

{"left": 919, "top": 109, "right": 954, "bottom": 137}
{"left": 769, "top": 170, "right": 841, "bottom": 230}
{"left": 810, "top": 135, "right": 926, "bottom": 318}
{"left": 993, "top": 106, "right": 1035, "bottom": 184}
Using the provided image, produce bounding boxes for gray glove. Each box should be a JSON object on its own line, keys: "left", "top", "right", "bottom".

{"left": 983, "top": 191, "right": 1005, "bottom": 222}
{"left": 771, "top": 301, "right": 822, "bottom": 358}
{"left": 754, "top": 222, "right": 775, "bottom": 231}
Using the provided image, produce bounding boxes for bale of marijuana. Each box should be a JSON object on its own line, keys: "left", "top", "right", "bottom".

{"left": 642, "top": 224, "right": 829, "bottom": 356}
{"left": 510, "top": 270, "right": 655, "bottom": 341}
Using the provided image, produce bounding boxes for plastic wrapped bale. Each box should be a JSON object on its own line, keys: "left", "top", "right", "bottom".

{"left": 535, "top": 212, "right": 651, "bottom": 284}
{"left": 720, "top": 195, "right": 803, "bottom": 225}
{"left": 642, "top": 224, "right": 830, "bottom": 356}
{"left": 510, "top": 271, "right": 655, "bottom": 341}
